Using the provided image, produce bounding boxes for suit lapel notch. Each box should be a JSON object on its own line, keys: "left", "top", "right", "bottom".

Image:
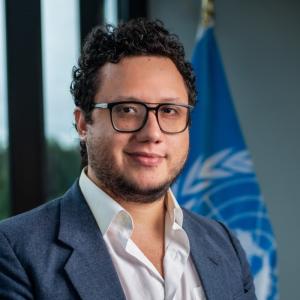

{"left": 192, "top": 252, "right": 231, "bottom": 300}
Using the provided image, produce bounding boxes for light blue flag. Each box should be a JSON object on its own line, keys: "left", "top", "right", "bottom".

{"left": 173, "top": 24, "right": 278, "bottom": 300}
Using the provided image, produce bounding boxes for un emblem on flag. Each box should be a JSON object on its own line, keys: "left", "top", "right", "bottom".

{"left": 173, "top": 148, "right": 278, "bottom": 300}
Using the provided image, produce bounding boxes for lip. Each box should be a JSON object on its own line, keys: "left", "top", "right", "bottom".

{"left": 125, "top": 151, "right": 165, "bottom": 167}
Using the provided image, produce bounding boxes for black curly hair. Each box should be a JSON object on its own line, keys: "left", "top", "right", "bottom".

{"left": 70, "top": 18, "right": 196, "bottom": 167}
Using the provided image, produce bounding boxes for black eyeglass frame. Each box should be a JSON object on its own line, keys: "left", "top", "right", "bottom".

{"left": 93, "top": 101, "right": 194, "bottom": 134}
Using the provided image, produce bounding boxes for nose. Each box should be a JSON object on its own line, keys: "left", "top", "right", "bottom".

{"left": 135, "top": 110, "right": 162, "bottom": 143}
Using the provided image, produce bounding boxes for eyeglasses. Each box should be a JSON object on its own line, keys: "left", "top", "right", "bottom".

{"left": 93, "top": 101, "right": 193, "bottom": 134}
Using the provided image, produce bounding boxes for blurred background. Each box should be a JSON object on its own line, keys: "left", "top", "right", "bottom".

{"left": 0, "top": 0, "right": 299, "bottom": 298}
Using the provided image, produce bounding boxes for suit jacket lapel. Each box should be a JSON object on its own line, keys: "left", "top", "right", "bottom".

{"left": 58, "top": 182, "right": 126, "bottom": 300}
{"left": 183, "top": 210, "right": 232, "bottom": 300}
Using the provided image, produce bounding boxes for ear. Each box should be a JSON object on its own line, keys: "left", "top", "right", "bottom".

{"left": 74, "top": 108, "right": 88, "bottom": 142}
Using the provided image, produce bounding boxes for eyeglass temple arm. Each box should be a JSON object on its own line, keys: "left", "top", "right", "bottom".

{"left": 93, "top": 103, "right": 109, "bottom": 109}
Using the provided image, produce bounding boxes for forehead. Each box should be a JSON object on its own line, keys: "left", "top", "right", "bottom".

{"left": 95, "top": 56, "right": 188, "bottom": 103}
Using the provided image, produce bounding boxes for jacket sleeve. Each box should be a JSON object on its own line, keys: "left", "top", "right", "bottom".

{"left": 217, "top": 222, "right": 257, "bottom": 299}
{"left": 0, "top": 231, "right": 33, "bottom": 300}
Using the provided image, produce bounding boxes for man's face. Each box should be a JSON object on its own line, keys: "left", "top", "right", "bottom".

{"left": 77, "top": 56, "right": 190, "bottom": 203}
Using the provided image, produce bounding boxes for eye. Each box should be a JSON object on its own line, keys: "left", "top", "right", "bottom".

{"left": 122, "top": 106, "right": 136, "bottom": 113}
{"left": 115, "top": 104, "right": 139, "bottom": 114}
{"left": 160, "top": 105, "right": 179, "bottom": 115}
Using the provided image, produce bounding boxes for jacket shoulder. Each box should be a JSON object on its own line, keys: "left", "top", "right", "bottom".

{"left": 0, "top": 196, "right": 62, "bottom": 246}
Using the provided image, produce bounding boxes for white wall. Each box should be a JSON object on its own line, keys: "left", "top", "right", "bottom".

{"left": 149, "top": 0, "right": 300, "bottom": 298}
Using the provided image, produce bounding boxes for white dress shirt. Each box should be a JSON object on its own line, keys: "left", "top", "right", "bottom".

{"left": 79, "top": 170, "right": 206, "bottom": 300}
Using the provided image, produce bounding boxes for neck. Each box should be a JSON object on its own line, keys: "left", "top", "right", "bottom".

{"left": 118, "top": 196, "right": 166, "bottom": 231}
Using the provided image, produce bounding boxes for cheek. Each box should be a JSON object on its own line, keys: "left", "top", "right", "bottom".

{"left": 104, "top": 133, "right": 131, "bottom": 162}
{"left": 169, "top": 133, "right": 189, "bottom": 161}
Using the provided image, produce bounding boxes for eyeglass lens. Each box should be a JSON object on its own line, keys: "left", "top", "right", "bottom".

{"left": 111, "top": 102, "right": 189, "bottom": 133}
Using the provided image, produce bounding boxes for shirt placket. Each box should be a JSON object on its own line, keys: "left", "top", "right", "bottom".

{"left": 113, "top": 211, "right": 165, "bottom": 300}
{"left": 163, "top": 210, "right": 190, "bottom": 300}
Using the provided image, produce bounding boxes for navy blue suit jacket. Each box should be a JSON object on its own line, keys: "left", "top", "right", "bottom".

{"left": 0, "top": 182, "right": 256, "bottom": 299}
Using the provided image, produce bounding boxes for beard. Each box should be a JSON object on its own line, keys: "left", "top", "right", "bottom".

{"left": 87, "top": 137, "right": 188, "bottom": 204}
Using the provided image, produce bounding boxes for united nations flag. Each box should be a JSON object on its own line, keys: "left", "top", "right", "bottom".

{"left": 173, "top": 15, "right": 278, "bottom": 300}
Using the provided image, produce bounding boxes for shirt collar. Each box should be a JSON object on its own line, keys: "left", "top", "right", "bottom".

{"left": 79, "top": 168, "right": 131, "bottom": 235}
{"left": 165, "top": 189, "right": 184, "bottom": 228}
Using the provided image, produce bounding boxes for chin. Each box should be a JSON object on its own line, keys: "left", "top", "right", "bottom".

{"left": 130, "top": 175, "right": 167, "bottom": 189}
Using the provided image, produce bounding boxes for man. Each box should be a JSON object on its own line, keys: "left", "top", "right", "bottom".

{"left": 0, "top": 19, "right": 256, "bottom": 299}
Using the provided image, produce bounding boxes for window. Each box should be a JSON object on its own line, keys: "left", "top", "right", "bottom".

{"left": 41, "top": 0, "right": 81, "bottom": 199}
{"left": 104, "top": 0, "right": 118, "bottom": 25}
{"left": 0, "top": 0, "right": 9, "bottom": 219}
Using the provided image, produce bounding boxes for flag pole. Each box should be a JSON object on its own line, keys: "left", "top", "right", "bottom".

{"left": 201, "top": 0, "right": 215, "bottom": 26}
